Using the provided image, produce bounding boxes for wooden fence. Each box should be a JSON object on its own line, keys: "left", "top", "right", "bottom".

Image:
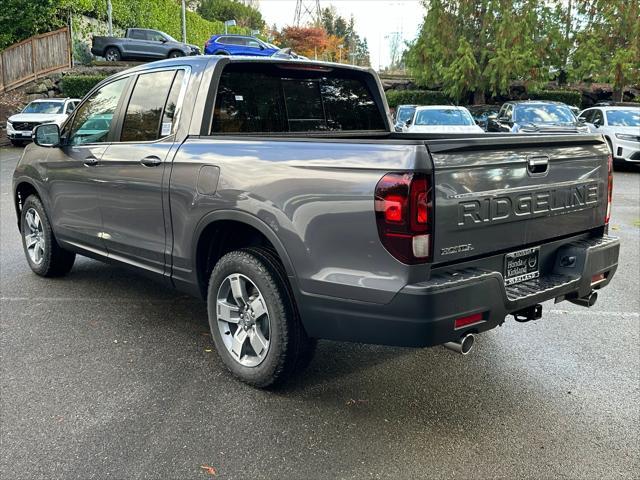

{"left": 0, "top": 27, "right": 71, "bottom": 94}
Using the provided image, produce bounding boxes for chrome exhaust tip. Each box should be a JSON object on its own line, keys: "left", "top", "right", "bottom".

{"left": 443, "top": 333, "right": 475, "bottom": 355}
{"left": 568, "top": 291, "right": 598, "bottom": 308}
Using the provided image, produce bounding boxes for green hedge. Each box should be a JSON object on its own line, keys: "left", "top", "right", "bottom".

{"left": 527, "top": 90, "right": 582, "bottom": 107}
{"left": 60, "top": 75, "right": 107, "bottom": 98}
{"left": 385, "top": 89, "right": 451, "bottom": 108}
{"left": 62, "top": 0, "right": 250, "bottom": 48}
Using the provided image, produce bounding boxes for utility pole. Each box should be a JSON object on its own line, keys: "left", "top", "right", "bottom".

{"left": 181, "top": 0, "right": 187, "bottom": 43}
{"left": 107, "top": 0, "right": 113, "bottom": 36}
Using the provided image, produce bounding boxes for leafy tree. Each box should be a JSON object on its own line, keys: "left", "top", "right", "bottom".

{"left": 318, "top": 7, "right": 369, "bottom": 66}
{"left": 405, "top": 0, "right": 553, "bottom": 104}
{"left": 275, "top": 26, "right": 328, "bottom": 59}
{"left": 0, "top": 0, "right": 63, "bottom": 49}
{"left": 570, "top": 0, "right": 640, "bottom": 100}
{"left": 198, "top": 0, "right": 265, "bottom": 31}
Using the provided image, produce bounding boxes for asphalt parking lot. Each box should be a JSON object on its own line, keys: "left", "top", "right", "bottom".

{"left": 1, "top": 145, "right": 638, "bottom": 480}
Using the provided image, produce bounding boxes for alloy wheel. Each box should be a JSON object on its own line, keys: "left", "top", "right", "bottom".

{"left": 24, "top": 208, "right": 45, "bottom": 265}
{"left": 216, "top": 273, "right": 271, "bottom": 367}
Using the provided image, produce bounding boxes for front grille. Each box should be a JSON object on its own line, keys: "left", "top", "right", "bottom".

{"left": 13, "top": 122, "right": 39, "bottom": 131}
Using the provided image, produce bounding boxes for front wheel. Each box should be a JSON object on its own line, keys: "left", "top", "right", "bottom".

{"left": 207, "top": 247, "right": 315, "bottom": 388}
{"left": 10, "top": 140, "right": 24, "bottom": 147}
{"left": 168, "top": 50, "right": 185, "bottom": 58}
{"left": 20, "top": 195, "right": 75, "bottom": 277}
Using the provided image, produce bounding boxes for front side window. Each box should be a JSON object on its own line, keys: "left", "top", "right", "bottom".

{"left": 121, "top": 70, "right": 182, "bottom": 142}
{"left": 592, "top": 110, "right": 605, "bottom": 125}
{"left": 146, "top": 31, "right": 167, "bottom": 42}
{"left": 606, "top": 109, "right": 640, "bottom": 127}
{"left": 211, "top": 64, "right": 385, "bottom": 134}
{"left": 396, "top": 107, "right": 415, "bottom": 124}
{"left": 68, "top": 78, "right": 128, "bottom": 145}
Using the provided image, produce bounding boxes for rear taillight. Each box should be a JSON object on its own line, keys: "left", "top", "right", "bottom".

{"left": 605, "top": 154, "right": 613, "bottom": 224}
{"left": 374, "top": 172, "right": 432, "bottom": 264}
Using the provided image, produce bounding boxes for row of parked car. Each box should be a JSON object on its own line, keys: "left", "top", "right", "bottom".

{"left": 90, "top": 28, "right": 305, "bottom": 62}
{"left": 392, "top": 101, "right": 640, "bottom": 167}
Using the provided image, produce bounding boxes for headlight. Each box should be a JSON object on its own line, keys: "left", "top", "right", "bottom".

{"left": 6, "top": 121, "right": 12, "bottom": 128}
{"left": 615, "top": 133, "right": 640, "bottom": 142}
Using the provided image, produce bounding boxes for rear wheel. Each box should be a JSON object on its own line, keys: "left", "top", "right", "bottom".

{"left": 20, "top": 195, "right": 75, "bottom": 277}
{"left": 207, "top": 247, "right": 315, "bottom": 388}
{"left": 104, "top": 47, "right": 121, "bottom": 62}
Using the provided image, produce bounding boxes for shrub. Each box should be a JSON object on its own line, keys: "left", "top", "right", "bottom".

{"left": 60, "top": 75, "right": 107, "bottom": 98}
{"left": 385, "top": 89, "right": 451, "bottom": 108}
{"left": 527, "top": 90, "right": 582, "bottom": 107}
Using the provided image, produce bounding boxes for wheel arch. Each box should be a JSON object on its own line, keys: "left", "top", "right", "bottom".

{"left": 103, "top": 45, "right": 122, "bottom": 57}
{"left": 14, "top": 179, "right": 42, "bottom": 228}
{"left": 192, "top": 210, "right": 298, "bottom": 299}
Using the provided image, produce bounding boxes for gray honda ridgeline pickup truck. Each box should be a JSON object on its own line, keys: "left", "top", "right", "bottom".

{"left": 14, "top": 57, "right": 619, "bottom": 387}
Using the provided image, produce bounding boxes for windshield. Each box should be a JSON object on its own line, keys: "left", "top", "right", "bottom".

{"left": 22, "top": 102, "right": 64, "bottom": 114}
{"left": 164, "top": 33, "right": 178, "bottom": 42}
{"left": 396, "top": 107, "right": 415, "bottom": 123}
{"left": 515, "top": 104, "right": 575, "bottom": 124}
{"left": 606, "top": 109, "right": 640, "bottom": 127}
{"left": 414, "top": 108, "right": 474, "bottom": 126}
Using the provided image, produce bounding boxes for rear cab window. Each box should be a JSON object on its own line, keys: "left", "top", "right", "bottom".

{"left": 211, "top": 62, "right": 387, "bottom": 134}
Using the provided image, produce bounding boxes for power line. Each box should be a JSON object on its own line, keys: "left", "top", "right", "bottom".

{"left": 294, "top": 0, "right": 321, "bottom": 26}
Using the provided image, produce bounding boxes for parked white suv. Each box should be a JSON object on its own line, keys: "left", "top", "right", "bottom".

{"left": 579, "top": 106, "right": 640, "bottom": 167}
{"left": 7, "top": 98, "right": 80, "bottom": 146}
{"left": 403, "top": 105, "right": 485, "bottom": 134}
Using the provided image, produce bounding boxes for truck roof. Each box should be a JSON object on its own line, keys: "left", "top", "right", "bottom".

{"left": 111, "top": 55, "right": 373, "bottom": 76}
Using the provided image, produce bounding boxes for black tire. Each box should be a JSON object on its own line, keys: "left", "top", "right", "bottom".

{"left": 104, "top": 47, "right": 121, "bottom": 62}
{"left": 168, "top": 50, "right": 185, "bottom": 58}
{"left": 10, "top": 140, "right": 24, "bottom": 147}
{"left": 207, "top": 246, "right": 315, "bottom": 388}
{"left": 20, "top": 195, "right": 75, "bottom": 277}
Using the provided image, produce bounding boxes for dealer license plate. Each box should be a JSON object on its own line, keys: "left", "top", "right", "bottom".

{"left": 504, "top": 247, "right": 540, "bottom": 285}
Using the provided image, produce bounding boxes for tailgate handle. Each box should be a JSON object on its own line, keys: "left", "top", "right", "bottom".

{"left": 527, "top": 156, "right": 549, "bottom": 176}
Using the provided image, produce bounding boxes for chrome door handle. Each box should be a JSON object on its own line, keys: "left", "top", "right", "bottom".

{"left": 84, "top": 156, "right": 99, "bottom": 166}
{"left": 140, "top": 156, "right": 162, "bottom": 167}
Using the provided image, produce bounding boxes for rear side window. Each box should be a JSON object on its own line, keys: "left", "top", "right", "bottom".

{"left": 211, "top": 64, "right": 386, "bottom": 134}
{"left": 121, "top": 70, "right": 182, "bottom": 142}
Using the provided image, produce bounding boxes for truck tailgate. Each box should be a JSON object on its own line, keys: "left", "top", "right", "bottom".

{"left": 425, "top": 134, "right": 609, "bottom": 264}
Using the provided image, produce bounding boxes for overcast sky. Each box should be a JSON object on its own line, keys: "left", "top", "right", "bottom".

{"left": 258, "top": 0, "right": 425, "bottom": 70}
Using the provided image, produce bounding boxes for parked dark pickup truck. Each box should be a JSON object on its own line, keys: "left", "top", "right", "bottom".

{"left": 91, "top": 28, "right": 200, "bottom": 62}
{"left": 14, "top": 57, "right": 619, "bottom": 387}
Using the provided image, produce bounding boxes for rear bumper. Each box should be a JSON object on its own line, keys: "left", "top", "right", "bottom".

{"left": 299, "top": 234, "right": 619, "bottom": 347}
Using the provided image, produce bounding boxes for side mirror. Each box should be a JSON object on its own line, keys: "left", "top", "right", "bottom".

{"left": 33, "top": 123, "right": 60, "bottom": 147}
{"left": 160, "top": 38, "right": 168, "bottom": 43}
{"left": 593, "top": 119, "right": 601, "bottom": 127}
{"left": 578, "top": 116, "right": 587, "bottom": 122}
{"left": 405, "top": 119, "right": 412, "bottom": 127}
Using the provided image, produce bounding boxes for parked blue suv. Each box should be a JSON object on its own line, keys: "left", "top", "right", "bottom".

{"left": 204, "top": 34, "right": 279, "bottom": 56}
